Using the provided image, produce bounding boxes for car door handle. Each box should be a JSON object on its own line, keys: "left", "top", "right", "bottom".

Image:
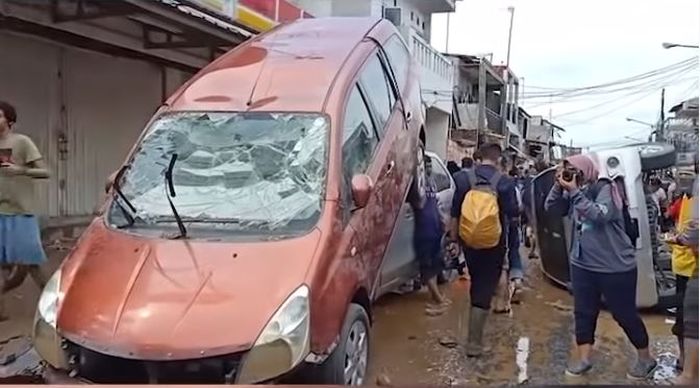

{"left": 385, "top": 161, "right": 395, "bottom": 176}
{"left": 405, "top": 111, "right": 413, "bottom": 124}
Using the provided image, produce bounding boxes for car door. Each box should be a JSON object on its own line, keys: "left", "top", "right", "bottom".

{"left": 355, "top": 50, "right": 407, "bottom": 296}
{"left": 375, "top": 155, "right": 456, "bottom": 298}
{"left": 428, "top": 154, "right": 455, "bottom": 224}
{"left": 339, "top": 83, "right": 383, "bottom": 292}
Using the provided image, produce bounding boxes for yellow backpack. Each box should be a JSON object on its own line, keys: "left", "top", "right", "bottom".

{"left": 459, "top": 170, "right": 502, "bottom": 249}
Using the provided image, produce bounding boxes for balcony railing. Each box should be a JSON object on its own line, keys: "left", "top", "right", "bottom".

{"left": 485, "top": 108, "right": 503, "bottom": 133}
{"left": 409, "top": 30, "right": 452, "bottom": 80}
{"left": 401, "top": 26, "right": 453, "bottom": 114}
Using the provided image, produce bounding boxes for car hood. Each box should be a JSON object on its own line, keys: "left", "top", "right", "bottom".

{"left": 56, "top": 221, "right": 321, "bottom": 360}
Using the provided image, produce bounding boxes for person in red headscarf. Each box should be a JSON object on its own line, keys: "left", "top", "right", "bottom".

{"left": 545, "top": 154, "right": 656, "bottom": 380}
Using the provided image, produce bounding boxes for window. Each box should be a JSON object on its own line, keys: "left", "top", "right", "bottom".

{"left": 340, "top": 85, "right": 379, "bottom": 221}
{"left": 342, "top": 85, "right": 378, "bottom": 182}
{"left": 110, "top": 112, "right": 328, "bottom": 235}
{"left": 359, "top": 54, "right": 395, "bottom": 132}
{"left": 384, "top": 34, "right": 411, "bottom": 92}
{"left": 430, "top": 155, "right": 451, "bottom": 192}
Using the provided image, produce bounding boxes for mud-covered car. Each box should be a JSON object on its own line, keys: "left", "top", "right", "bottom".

{"left": 33, "top": 17, "right": 428, "bottom": 385}
{"left": 532, "top": 142, "right": 678, "bottom": 308}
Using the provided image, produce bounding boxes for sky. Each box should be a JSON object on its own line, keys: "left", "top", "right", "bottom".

{"left": 431, "top": 0, "right": 700, "bottom": 148}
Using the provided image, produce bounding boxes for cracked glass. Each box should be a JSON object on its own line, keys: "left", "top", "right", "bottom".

{"left": 109, "top": 112, "right": 328, "bottom": 236}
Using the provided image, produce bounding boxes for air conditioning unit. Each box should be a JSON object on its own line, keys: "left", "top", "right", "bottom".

{"left": 383, "top": 7, "right": 402, "bottom": 27}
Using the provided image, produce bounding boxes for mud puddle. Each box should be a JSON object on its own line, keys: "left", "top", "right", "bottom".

{"left": 368, "top": 256, "right": 679, "bottom": 386}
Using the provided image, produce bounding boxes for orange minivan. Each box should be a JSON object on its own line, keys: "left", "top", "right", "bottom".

{"left": 33, "top": 17, "right": 428, "bottom": 384}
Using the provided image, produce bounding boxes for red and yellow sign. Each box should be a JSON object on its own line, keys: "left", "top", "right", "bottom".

{"left": 191, "top": 0, "right": 312, "bottom": 32}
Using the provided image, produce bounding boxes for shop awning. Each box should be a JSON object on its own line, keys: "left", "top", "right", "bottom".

{"left": 0, "top": 0, "right": 255, "bottom": 71}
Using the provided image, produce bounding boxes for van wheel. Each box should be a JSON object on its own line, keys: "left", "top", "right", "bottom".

{"left": 639, "top": 143, "right": 676, "bottom": 171}
{"left": 316, "top": 304, "right": 370, "bottom": 385}
{"left": 407, "top": 141, "right": 427, "bottom": 210}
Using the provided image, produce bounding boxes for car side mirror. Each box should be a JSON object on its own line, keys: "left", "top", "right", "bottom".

{"left": 351, "top": 174, "right": 373, "bottom": 209}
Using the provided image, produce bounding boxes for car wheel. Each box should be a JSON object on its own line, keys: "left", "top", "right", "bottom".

{"left": 407, "top": 140, "right": 427, "bottom": 210}
{"left": 638, "top": 143, "right": 676, "bottom": 171}
{"left": 315, "top": 304, "right": 370, "bottom": 385}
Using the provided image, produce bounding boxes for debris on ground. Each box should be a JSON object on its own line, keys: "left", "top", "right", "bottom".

{"left": 376, "top": 371, "right": 392, "bottom": 386}
{"left": 515, "top": 337, "right": 530, "bottom": 384}
{"left": 546, "top": 300, "right": 573, "bottom": 312}
{"left": 438, "top": 336, "right": 459, "bottom": 349}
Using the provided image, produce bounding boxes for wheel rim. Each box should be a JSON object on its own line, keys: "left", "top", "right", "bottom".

{"left": 343, "top": 320, "right": 368, "bottom": 385}
{"left": 416, "top": 147, "right": 426, "bottom": 198}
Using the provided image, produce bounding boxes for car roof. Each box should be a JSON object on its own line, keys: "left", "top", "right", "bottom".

{"left": 167, "top": 17, "right": 381, "bottom": 113}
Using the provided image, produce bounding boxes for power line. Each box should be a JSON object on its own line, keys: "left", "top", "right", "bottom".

{"left": 522, "top": 57, "right": 697, "bottom": 99}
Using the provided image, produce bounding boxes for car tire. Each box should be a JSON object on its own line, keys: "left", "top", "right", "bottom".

{"left": 315, "top": 303, "right": 370, "bottom": 385}
{"left": 639, "top": 143, "right": 676, "bottom": 171}
{"left": 407, "top": 140, "right": 427, "bottom": 210}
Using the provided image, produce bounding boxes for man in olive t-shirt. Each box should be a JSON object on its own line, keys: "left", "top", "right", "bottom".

{"left": 0, "top": 101, "right": 51, "bottom": 320}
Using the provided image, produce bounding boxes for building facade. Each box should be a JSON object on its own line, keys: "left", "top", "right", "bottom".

{"left": 0, "top": 0, "right": 305, "bottom": 223}
{"left": 447, "top": 54, "right": 520, "bottom": 156}
{"left": 665, "top": 96, "right": 699, "bottom": 167}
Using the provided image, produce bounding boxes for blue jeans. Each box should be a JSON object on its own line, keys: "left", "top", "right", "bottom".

{"left": 507, "top": 222, "right": 524, "bottom": 280}
{"left": 571, "top": 265, "right": 649, "bottom": 348}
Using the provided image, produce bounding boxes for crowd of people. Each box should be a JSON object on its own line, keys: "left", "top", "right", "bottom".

{"left": 413, "top": 142, "right": 698, "bottom": 383}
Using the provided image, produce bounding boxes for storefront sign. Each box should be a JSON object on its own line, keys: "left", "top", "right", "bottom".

{"left": 190, "top": 0, "right": 238, "bottom": 19}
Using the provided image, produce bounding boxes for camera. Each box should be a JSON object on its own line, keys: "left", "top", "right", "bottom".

{"left": 562, "top": 169, "right": 574, "bottom": 182}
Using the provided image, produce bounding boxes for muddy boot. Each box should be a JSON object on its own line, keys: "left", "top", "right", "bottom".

{"left": 465, "top": 306, "right": 488, "bottom": 357}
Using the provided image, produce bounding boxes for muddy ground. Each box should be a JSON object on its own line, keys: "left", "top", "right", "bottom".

{"left": 0, "top": 242, "right": 681, "bottom": 385}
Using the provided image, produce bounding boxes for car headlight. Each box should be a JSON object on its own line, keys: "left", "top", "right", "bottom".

{"left": 237, "top": 285, "right": 310, "bottom": 384}
{"left": 38, "top": 270, "right": 62, "bottom": 328}
{"left": 33, "top": 270, "right": 68, "bottom": 369}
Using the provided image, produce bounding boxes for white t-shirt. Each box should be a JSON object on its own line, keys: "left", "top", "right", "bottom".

{"left": 651, "top": 187, "right": 667, "bottom": 213}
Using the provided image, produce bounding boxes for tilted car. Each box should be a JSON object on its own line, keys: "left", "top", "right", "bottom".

{"left": 33, "top": 17, "right": 429, "bottom": 385}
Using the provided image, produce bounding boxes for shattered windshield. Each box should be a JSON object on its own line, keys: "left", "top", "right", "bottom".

{"left": 109, "top": 112, "right": 328, "bottom": 235}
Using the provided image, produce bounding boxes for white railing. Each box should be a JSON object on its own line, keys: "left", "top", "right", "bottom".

{"left": 409, "top": 30, "right": 452, "bottom": 80}
{"left": 401, "top": 27, "right": 453, "bottom": 114}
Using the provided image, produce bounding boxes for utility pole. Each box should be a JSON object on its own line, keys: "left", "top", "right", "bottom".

{"left": 501, "top": 6, "right": 515, "bottom": 146}
{"left": 657, "top": 88, "right": 666, "bottom": 142}
{"left": 505, "top": 7, "right": 515, "bottom": 71}
{"left": 445, "top": 13, "right": 451, "bottom": 53}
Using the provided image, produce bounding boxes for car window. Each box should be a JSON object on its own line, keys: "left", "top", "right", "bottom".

{"left": 383, "top": 34, "right": 410, "bottom": 92}
{"left": 341, "top": 85, "right": 379, "bottom": 220}
{"left": 110, "top": 112, "right": 328, "bottom": 236}
{"left": 430, "top": 156, "right": 451, "bottom": 192}
{"left": 359, "top": 53, "right": 396, "bottom": 134}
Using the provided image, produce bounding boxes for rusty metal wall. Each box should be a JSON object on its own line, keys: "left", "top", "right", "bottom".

{"left": 1, "top": 32, "right": 192, "bottom": 218}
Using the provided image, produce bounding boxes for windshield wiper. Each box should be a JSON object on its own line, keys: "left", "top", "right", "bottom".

{"left": 112, "top": 165, "right": 137, "bottom": 226}
{"left": 165, "top": 154, "right": 187, "bottom": 239}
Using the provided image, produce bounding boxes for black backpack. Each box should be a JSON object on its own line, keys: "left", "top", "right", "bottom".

{"left": 589, "top": 179, "right": 639, "bottom": 246}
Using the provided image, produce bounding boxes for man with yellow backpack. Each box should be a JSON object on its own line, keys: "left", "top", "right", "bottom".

{"left": 448, "top": 143, "right": 518, "bottom": 357}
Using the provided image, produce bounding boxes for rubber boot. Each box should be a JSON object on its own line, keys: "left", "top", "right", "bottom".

{"left": 466, "top": 306, "right": 489, "bottom": 357}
